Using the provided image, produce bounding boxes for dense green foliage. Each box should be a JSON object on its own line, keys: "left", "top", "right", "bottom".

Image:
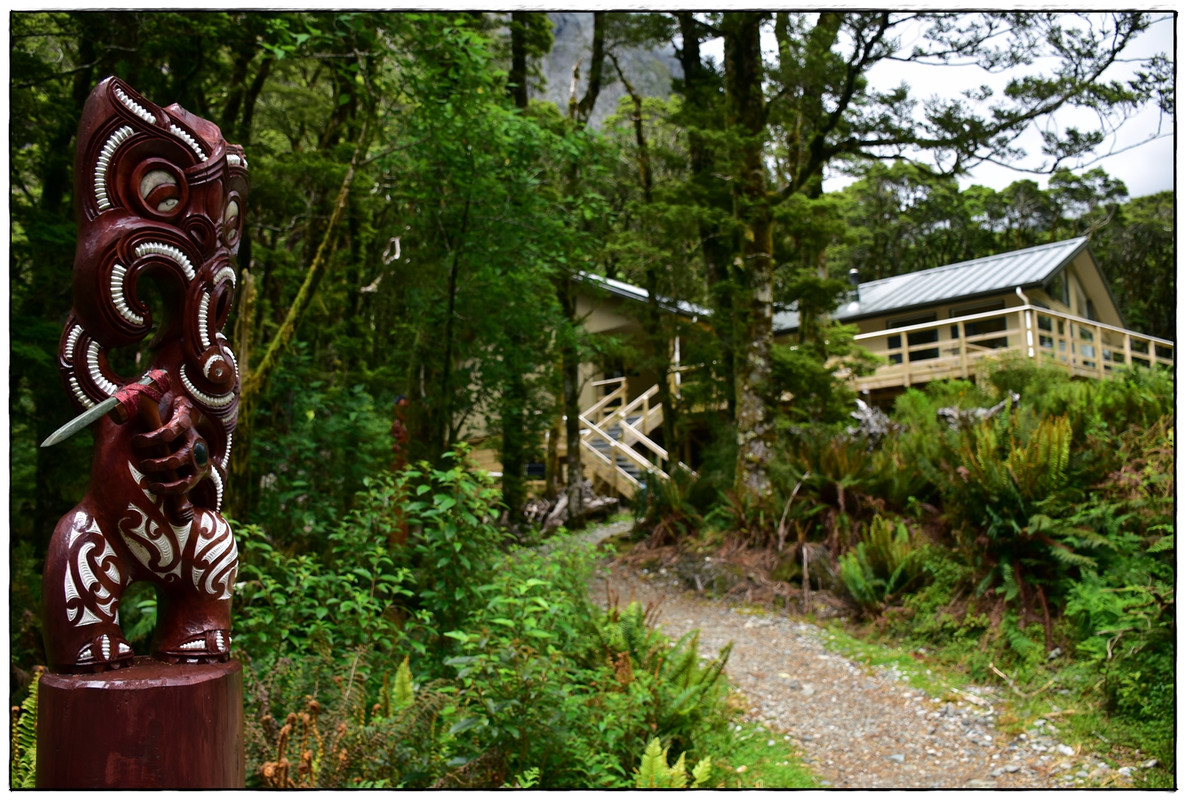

{"left": 10, "top": 12, "right": 1172, "bottom": 551}
{"left": 233, "top": 454, "right": 755, "bottom": 787}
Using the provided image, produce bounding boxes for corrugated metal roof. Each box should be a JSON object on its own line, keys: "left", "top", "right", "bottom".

{"left": 774, "top": 237, "right": 1089, "bottom": 333}
{"left": 576, "top": 271, "right": 711, "bottom": 319}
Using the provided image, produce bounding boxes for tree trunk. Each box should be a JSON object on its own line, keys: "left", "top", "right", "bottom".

{"left": 508, "top": 12, "right": 529, "bottom": 109}
{"left": 724, "top": 12, "right": 776, "bottom": 497}
{"left": 555, "top": 10, "right": 609, "bottom": 526}
{"left": 557, "top": 279, "right": 585, "bottom": 528}
{"left": 675, "top": 12, "right": 738, "bottom": 420}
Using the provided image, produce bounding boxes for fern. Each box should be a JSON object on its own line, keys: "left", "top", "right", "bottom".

{"left": 635, "top": 737, "right": 668, "bottom": 787}
{"left": 997, "top": 559, "right": 1020, "bottom": 602}
{"left": 633, "top": 738, "right": 711, "bottom": 789}
{"left": 1007, "top": 416, "right": 1071, "bottom": 498}
{"left": 1002, "top": 612, "right": 1040, "bottom": 659}
{"left": 11, "top": 669, "right": 41, "bottom": 788}
{"left": 391, "top": 656, "right": 414, "bottom": 712}
{"left": 839, "top": 515, "right": 925, "bottom": 611}
{"left": 1148, "top": 532, "right": 1174, "bottom": 554}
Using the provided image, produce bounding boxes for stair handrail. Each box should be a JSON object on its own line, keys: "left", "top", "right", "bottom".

{"left": 583, "top": 377, "right": 629, "bottom": 424}
{"left": 616, "top": 417, "right": 669, "bottom": 462}
{"left": 578, "top": 413, "right": 660, "bottom": 477}
{"left": 595, "top": 383, "right": 668, "bottom": 463}
{"left": 579, "top": 439, "right": 642, "bottom": 491}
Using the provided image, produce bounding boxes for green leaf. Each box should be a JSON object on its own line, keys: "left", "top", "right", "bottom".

{"left": 449, "top": 715, "right": 484, "bottom": 735}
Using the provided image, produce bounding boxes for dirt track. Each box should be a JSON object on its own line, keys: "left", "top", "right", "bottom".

{"left": 581, "top": 523, "right": 1135, "bottom": 789}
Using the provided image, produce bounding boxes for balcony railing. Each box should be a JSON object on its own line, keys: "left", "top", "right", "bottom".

{"left": 835, "top": 305, "right": 1174, "bottom": 392}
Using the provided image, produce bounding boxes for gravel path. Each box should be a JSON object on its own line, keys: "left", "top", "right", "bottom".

{"left": 583, "top": 536, "right": 1137, "bottom": 789}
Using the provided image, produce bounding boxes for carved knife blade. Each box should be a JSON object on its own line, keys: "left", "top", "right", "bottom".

{"left": 40, "top": 373, "right": 157, "bottom": 448}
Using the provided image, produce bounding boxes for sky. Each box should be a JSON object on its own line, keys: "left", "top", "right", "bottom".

{"left": 699, "top": 11, "right": 1175, "bottom": 199}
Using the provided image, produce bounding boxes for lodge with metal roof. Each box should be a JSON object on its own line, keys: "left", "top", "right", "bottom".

{"left": 770, "top": 237, "right": 1170, "bottom": 393}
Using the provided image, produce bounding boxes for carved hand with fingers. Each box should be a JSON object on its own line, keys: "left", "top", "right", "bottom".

{"left": 133, "top": 396, "right": 212, "bottom": 496}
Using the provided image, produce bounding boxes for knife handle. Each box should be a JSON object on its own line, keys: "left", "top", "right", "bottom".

{"left": 137, "top": 393, "right": 195, "bottom": 525}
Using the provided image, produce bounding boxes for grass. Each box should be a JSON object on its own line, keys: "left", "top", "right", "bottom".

{"left": 816, "top": 621, "right": 963, "bottom": 698}
{"left": 709, "top": 722, "right": 820, "bottom": 788}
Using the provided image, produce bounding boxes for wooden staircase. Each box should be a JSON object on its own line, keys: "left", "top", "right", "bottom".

{"left": 578, "top": 377, "right": 692, "bottom": 501}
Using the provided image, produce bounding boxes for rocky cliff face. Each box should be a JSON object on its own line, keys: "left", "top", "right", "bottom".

{"left": 536, "top": 12, "right": 683, "bottom": 129}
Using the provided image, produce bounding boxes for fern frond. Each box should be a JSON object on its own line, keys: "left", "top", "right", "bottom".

{"left": 666, "top": 631, "right": 701, "bottom": 689}
{"left": 635, "top": 737, "right": 668, "bottom": 788}
{"left": 392, "top": 655, "right": 414, "bottom": 712}
{"left": 1148, "top": 533, "right": 1174, "bottom": 554}
{"left": 1045, "top": 545, "right": 1097, "bottom": 569}
{"left": 11, "top": 670, "right": 41, "bottom": 788}
{"left": 669, "top": 751, "right": 689, "bottom": 788}
{"left": 691, "top": 756, "right": 713, "bottom": 788}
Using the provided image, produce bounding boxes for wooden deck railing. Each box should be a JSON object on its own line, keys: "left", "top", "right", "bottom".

{"left": 835, "top": 305, "right": 1173, "bottom": 392}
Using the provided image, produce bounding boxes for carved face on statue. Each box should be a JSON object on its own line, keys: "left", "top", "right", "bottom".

{"left": 59, "top": 77, "right": 247, "bottom": 510}
{"left": 43, "top": 77, "right": 247, "bottom": 672}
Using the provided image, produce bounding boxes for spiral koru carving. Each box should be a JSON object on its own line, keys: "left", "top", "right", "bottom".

{"left": 42, "top": 77, "right": 247, "bottom": 672}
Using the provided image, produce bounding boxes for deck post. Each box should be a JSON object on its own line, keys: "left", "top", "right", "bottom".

{"left": 1022, "top": 306, "right": 1035, "bottom": 359}
{"left": 1096, "top": 324, "right": 1106, "bottom": 378}
{"left": 958, "top": 321, "right": 969, "bottom": 378}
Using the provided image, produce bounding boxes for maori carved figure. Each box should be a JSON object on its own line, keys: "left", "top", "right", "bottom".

{"left": 42, "top": 77, "right": 247, "bottom": 673}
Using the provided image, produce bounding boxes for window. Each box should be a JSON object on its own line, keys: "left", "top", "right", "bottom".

{"left": 886, "top": 313, "right": 939, "bottom": 364}
{"left": 1036, "top": 314, "right": 1066, "bottom": 352}
{"left": 1047, "top": 270, "right": 1069, "bottom": 306}
{"left": 950, "top": 300, "right": 1007, "bottom": 349}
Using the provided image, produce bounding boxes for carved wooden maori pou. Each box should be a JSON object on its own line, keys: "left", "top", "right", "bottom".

{"left": 42, "top": 77, "right": 247, "bottom": 673}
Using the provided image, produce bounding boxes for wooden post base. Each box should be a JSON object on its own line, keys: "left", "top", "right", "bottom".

{"left": 36, "top": 658, "right": 244, "bottom": 788}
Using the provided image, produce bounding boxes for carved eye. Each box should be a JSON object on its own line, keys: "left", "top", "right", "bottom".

{"left": 140, "top": 169, "right": 181, "bottom": 213}
{"left": 193, "top": 439, "right": 210, "bottom": 469}
{"left": 222, "top": 199, "right": 241, "bottom": 246}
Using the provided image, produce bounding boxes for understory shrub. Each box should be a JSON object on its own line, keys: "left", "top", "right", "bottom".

{"left": 249, "top": 365, "right": 394, "bottom": 546}
{"left": 235, "top": 456, "right": 746, "bottom": 788}
{"left": 839, "top": 515, "right": 927, "bottom": 612}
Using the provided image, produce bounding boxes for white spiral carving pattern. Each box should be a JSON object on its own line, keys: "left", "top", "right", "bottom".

{"left": 110, "top": 263, "right": 145, "bottom": 325}
{"left": 181, "top": 364, "right": 235, "bottom": 409}
{"left": 113, "top": 85, "right": 156, "bottom": 124}
{"left": 134, "top": 241, "right": 196, "bottom": 282}
{"left": 86, "top": 341, "right": 118, "bottom": 396}
{"left": 94, "top": 125, "right": 134, "bottom": 210}
{"left": 169, "top": 124, "right": 208, "bottom": 162}
{"left": 212, "top": 265, "right": 237, "bottom": 288}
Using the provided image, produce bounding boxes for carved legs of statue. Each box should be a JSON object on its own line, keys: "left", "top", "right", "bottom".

{"left": 41, "top": 504, "right": 238, "bottom": 672}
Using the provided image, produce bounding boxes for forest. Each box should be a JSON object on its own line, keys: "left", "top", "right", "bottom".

{"left": 9, "top": 11, "right": 1175, "bottom": 788}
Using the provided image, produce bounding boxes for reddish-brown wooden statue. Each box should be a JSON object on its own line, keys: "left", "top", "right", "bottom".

{"left": 42, "top": 77, "right": 247, "bottom": 674}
